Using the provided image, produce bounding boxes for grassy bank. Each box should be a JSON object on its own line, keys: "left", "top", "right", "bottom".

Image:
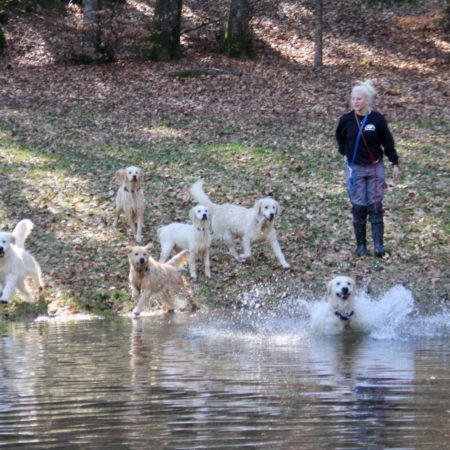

{"left": 1, "top": 110, "right": 448, "bottom": 318}
{"left": 1, "top": 0, "right": 449, "bottom": 318}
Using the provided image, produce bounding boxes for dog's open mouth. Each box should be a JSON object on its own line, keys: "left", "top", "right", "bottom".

{"left": 0, "top": 251, "right": 4, "bottom": 258}
{"left": 337, "top": 292, "right": 351, "bottom": 300}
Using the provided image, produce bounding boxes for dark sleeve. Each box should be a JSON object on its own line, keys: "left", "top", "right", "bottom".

{"left": 335, "top": 116, "right": 346, "bottom": 156}
{"left": 378, "top": 115, "right": 399, "bottom": 165}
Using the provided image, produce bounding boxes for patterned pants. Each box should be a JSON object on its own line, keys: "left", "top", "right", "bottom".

{"left": 346, "top": 161, "right": 385, "bottom": 224}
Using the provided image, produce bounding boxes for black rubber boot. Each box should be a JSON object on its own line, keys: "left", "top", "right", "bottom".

{"left": 368, "top": 203, "right": 384, "bottom": 257}
{"left": 371, "top": 222, "right": 384, "bottom": 257}
{"left": 352, "top": 204, "right": 368, "bottom": 257}
{"left": 353, "top": 223, "right": 368, "bottom": 256}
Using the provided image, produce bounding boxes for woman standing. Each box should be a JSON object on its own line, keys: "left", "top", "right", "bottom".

{"left": 336, "top": 80, "right": 400, "bottom": 257}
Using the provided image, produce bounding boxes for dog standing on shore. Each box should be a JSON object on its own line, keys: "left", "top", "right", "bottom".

{"left": 189, "top": 180, "right": 290, "bottom": 268}
{"left": 113, "top": 166, "right": 145, "bottom": 243}
{"left": 158, "top": 205, "right": 212, "bottom": 279}
{"left": 127, "top": 246, "right": 198, "bottom": 316}
{"left": 0, "top": 219, "right": 44, "bottom": 304}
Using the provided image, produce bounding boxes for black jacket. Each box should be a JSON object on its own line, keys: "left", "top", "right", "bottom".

{"left": 336, "top": 110, "right": 399, "bottom": 166}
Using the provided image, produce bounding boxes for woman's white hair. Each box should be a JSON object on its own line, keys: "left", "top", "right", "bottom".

{"left": 351, "top": 79, "right": 377, "bottom": 105}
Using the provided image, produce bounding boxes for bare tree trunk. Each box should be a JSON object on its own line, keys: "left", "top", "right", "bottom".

{"left": 0, "top": 25, "right": 6, "bottom": 55}
{"left": 314, "top": 0, "right": 323, "bottom": 67}
{"left": 146, "top": 0, "right": 182, "bottom": 61}
{"left": 83, "top": 0, "right": 102, "bottom": 60}
{"left": 444, "top": 0, "right": 450, "bottom": 32}
{"left": 222, "top": 0, "right": 255, "bottom": 59}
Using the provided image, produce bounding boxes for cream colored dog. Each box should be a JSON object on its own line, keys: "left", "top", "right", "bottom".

{"left": 326, "top": 276, "right": 357, "bottom": 331}
{"left": 113, "top": 166, "right": 145, "bottom": 243}
{"left": 127, "top": 246, "right": 198, "bottom": 316}
{"left": 0, "top": 219, "right": 43, "bottom": 304}
{"left": 158, "top": 205, "right": 211, "bottom": 279}
{"left": 189, "top": 180, "right": 290, "bottom": 268}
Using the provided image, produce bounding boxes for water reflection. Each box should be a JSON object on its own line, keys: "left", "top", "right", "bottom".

{"left": 0, "top": 305, "right": 449, "bottom": 448}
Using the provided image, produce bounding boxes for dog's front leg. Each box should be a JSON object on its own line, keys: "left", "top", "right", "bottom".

{"left": 113, "top": 206, "right": 122, "bottom": 229}
{"left": 133, "top": 291, "right": 149, "bottom": 316}
{"left": 131, "top": 285, "right": 140, "bottom": 301}
{"left": 128, "top": 209, "right": 138, "bottom": 240}
{"left": 188, "top": 250, "right": 197, "bottom": 279}
{"left": 203, "top": 249, "right": 211, "bottom": 278}
{"left": 268, "top": 230, "right": 290, "bottom": 269}
{"left": 135, "top": 212, "right": 143, "bottom": 243}
{"left": 1, "top": 277, "right": 19, "bottom": 303}
{"left": 159, "top": 244, "right": 173, "bottom": 263}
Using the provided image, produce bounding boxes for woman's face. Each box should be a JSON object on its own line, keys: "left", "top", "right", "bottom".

{"left": 351, "top": 92, "right": 369, "bottom": 114}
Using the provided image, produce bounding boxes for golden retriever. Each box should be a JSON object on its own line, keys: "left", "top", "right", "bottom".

{"left": 127, "top": 246, "right": 198, "bottom": 316}
{"left": 0, "top": 219, "right": 43, "bottom": 304}
{"left": 113, "top": 166, "right": 145, "bottom": 243}
{"left": 158, "top": 205, "right": 212, "bottom": 279}
{"left": 189, "top": 180, "right": 290, "bottom": 268}
{"left": 326, "top": 276, "right": 357, "bottom": 331}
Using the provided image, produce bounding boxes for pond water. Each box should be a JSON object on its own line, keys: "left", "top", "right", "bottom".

{"left": 0, "top": 285, "right": 449, "bottom": 449}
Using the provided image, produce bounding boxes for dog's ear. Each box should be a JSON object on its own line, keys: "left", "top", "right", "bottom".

{"left": 114, "top": 169, "right": 126, "bottom": 184}
{"left": 10, "top": 235, "right": 16, "bottom": 245}
{"left": 125, "top": 245, "right": 133, "bottom": 254}
{"left": 138, "top": 170, "right": 144, "bottom": 182}
{"left": 274, "top": 200, "right": 281, "bottom": 217}
{"left": 189, "top": 207, "right": 197, "bottom": 223}
{"left": 326, "top": 280, "right": 333, "bottom": 297}
{"left": 145, "top": 243, "right": 153, "bottom": 250}
{"left": 254, "top": 199, "right": 263, "bottom": 215}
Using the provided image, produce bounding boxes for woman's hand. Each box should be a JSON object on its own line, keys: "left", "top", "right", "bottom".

{"left": 393, "top": 165, "right": 400, "bottom": 184}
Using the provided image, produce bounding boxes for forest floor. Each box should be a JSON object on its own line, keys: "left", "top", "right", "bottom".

{"left": 0, "top": 0, "right": 449, "bottom": 318}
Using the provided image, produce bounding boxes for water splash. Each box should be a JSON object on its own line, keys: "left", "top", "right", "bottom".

{"left": 308, "top": 284, "right": 449, "bottom": 340}
{"left": 195, "top": 284, "right": 449, "bottom": 342}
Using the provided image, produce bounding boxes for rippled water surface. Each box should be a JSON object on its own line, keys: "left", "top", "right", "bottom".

{"left": 1, "top": 286, "right": 449, "bottom": 449}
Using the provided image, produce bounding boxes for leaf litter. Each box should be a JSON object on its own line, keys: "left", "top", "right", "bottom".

{"left": 0, "top": 0, "right": 448, "bottom": 318}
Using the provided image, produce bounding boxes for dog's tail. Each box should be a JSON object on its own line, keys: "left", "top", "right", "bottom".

{"left": 167, "top": 249, "right": 189, "bottom": 270}
{"left": 189, "top": 180, "right": 215, "bottom": 209}
{"left": 12, "top": 219, "right": 34, "bottom": 249}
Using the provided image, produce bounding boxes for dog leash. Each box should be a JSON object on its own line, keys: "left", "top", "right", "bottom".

{"left": 354, "top": 112, "right": 383, "bottom": 211}
{"left": 347, "top": 110, "right": 370, "bottom": 194}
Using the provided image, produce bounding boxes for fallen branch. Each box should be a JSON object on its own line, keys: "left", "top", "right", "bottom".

{"left": 181, "top": 19, "right": 222, "bottom": 34}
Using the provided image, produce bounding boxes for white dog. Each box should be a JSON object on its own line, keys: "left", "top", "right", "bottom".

{"left": 158, "top": 205, "right": 212, "bottom": 279}
{"left": 0, "top": 219, "right": 43, "bottom": 304}
{"left": 113, "top": 166, "right": 145, "bottom": 243}
{"left": 326, "top": 275, "right": 357, "bottom": 331}
{"left": 189, "top": 180, "right": 290, "bottom": 268}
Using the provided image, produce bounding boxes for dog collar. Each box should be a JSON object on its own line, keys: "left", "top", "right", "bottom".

{"left": 124, "top": 186, "right": 140, "bottom": 194}
{"left": 334, "top": 310, "right": 354, "bottom": 321}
